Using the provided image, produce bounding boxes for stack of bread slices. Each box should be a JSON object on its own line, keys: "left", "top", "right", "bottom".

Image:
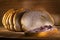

{"left": 2, "top": 8, "right": 58, "bottom": 37}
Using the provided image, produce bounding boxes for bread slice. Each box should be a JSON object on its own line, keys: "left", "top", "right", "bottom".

{"left": 21, "top": 10, "right": 54, "bottom": 32}
{"left": 13, "top": 8, "right": 26, "bottom": 31}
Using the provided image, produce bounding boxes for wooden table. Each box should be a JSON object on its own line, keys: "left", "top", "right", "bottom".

{"left": 0, "top": 26, "right": 60, "bottom": 40}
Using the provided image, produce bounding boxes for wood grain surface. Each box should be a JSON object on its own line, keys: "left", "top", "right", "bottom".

{"left": 0, "top": 26, "right": 60, "bottom": 40}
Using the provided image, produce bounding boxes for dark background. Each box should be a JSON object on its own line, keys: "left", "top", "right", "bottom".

{"left": 0, "top": 0, "right": 60, "bottom": 26}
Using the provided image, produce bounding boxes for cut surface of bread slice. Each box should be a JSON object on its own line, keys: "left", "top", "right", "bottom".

{"left": 21, "top": 10, "right": 54, "bottom": 32}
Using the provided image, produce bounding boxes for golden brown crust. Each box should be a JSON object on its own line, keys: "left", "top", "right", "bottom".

{"left": 8, "top": 9, "right": 15, "bottom": 31}
{"left": 2, "top": 9, "right": 15, "bottom": 30}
